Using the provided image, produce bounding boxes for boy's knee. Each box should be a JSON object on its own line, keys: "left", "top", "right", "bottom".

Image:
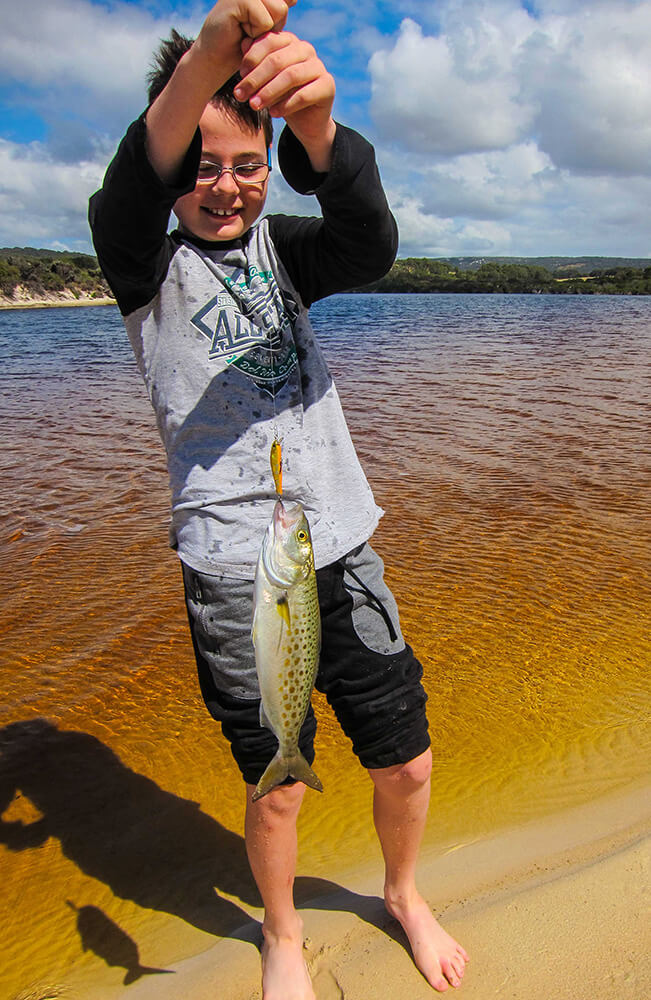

{"left": 247, "top": 780, "right": 306, "bottom": 822}
{"left": 401, "top": 747, "right": 433, "bottom": 786}
{"left": 369, "top": 748, "right": 432, "bottom": 794}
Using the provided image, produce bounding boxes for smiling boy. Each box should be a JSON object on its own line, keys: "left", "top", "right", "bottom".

{"left": 89, "top": 1, "right": 468, "bottom": 997}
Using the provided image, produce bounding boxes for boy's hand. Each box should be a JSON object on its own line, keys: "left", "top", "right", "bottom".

{"left": 235, "top": 31, "right": 337, "bottom": 173}
{"left": 146, "top": 0, "right": 295, "bottom": 183}
{"left": 195, "top": 0, "right": 295, "bottom": 77}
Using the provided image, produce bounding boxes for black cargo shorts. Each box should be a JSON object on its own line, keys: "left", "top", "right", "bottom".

{"left": 183, "top": 542, "right": 430, "bottom": 784}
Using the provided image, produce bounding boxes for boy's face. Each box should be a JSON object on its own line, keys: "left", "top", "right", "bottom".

{"left": 174, "top": 103, "right": 269, "bottom": 243}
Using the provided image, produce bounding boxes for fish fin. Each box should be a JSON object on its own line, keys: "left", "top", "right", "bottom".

{"left": 252, "top": 751, "right": 289, "bottom": 801}
{"left": 287, "top": 752, "right": 323, "bottom": 794}
{"left": 251, "top": 749, "right": 323, "bottom": 802}
{"left": 276, "top": 593, "right": 291, "bottom": 630}
{"left": 251, "top": 599, "right": 260, "bottom": 645}
{"left": 259, "top": 701, "right": 274, "bottom": 732}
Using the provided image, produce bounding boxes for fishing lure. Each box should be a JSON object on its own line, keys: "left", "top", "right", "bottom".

{"left": 270, "top": 436, "right": 283, "bottom": 495}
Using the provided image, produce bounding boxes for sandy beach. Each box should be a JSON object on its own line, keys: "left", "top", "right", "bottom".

{"left": 55, "top": 781, "right": 648, "bottom": 1000}
{"left": 0, "top": 292, "right": 115, "bottom": 309}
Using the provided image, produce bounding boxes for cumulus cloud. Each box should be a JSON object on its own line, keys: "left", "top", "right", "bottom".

{"left": 370, "top": 2, "right": 651, "bottom": 178}
{"left": 387, "top": 189, "right": 513, "bottom": 258}
{"left": 366, "top": 1, "right": 651, "bottom": 256}
{"left": 521, "top": 4, "right": 651, "bottom": 175}
{"left": 369, "top": 14, "right": 534, "bottom": 156}
{"left": 0, "top": 0, "right": 199, "bottom": 150}
{"left": 417, "top": 143, "right": 553, "bottom": 221}
{"left": 0, "top": 138, "right": 105, "bottom": 250}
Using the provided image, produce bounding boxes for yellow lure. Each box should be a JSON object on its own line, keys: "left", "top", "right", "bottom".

{"left": 270, "top": 437, "right": 283, "bottom": 495}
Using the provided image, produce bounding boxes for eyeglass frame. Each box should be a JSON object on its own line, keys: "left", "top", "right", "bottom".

{"left": 195, "top": 148, "right": 272, "bottom": 186}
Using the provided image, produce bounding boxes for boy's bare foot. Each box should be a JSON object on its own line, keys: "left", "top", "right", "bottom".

{"left": 385, "top": 890, "right": 469, "bottom": 991}
{"left": 261, "top": 919, "right": 316, "bottom": 1000}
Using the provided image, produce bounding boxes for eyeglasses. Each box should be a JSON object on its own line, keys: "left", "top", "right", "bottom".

{"left": 196, "top": 160, "right": 272, "bottom": 185}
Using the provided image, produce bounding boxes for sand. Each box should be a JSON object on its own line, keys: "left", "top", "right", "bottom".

{"left": 0, "top": 293, "right": 115, "bottom": 309}
{"left": 85, "top": 781, "right": 650, "bottom": 1000}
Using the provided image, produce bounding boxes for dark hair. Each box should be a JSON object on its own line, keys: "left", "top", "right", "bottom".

{"left": 147, "top": 28, "right": 273, "bottom": 147}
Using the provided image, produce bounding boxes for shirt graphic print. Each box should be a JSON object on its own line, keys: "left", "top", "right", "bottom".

{"left": 190, "top": 254, "right": 299, "bottom": 396}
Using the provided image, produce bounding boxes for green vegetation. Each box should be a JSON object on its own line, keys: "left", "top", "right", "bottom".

{"left": 2, "top": 248, "right": 651, "bottom": 301}
{"left": 360, "top": 257, "right": 651, "bottom": 294}
{"left": 0, "top": 248, "right": 111, "bottom": 300}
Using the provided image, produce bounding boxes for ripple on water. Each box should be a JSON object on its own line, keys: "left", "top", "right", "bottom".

{"left": 1, "top": 295, "right": 650, "bottom": 996}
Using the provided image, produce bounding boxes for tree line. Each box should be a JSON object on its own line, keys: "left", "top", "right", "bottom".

{"left": 0, "top": 249, "right": 111, "bottom": 300}
{"left": 2, "top": 249, "right": 651, "bottom": 300}
{"left": 359, "top": 258, "right": 651, "bottom": 295}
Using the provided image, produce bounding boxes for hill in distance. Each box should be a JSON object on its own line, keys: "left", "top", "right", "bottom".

{"left": 436, "top": 255, "right": 651, "bottom": 273}
{"left": 2, "top": 248, "right": 651, "bottom": 301}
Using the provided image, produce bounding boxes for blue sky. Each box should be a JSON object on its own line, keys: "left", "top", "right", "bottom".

{"left": 2, "top": 0, "right": 651, "bottom": 258}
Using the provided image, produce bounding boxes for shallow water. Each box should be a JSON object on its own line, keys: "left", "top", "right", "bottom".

{"left": 1, "top": 295, "right": 649, "bottom": 997}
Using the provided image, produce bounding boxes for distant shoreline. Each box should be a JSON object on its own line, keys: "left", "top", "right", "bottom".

{"left": 0, "top": 295, "right": 116, "bottom": 311}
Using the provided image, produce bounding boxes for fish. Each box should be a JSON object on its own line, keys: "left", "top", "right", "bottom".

{"left": 251, "top": 498, "right": 322, "bottom": 802}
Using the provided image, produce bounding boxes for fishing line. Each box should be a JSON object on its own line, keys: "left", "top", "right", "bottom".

{"left": 268, "top": 333, "right": 283, "bottom": 496}
{"left": 193, "top": 247, "right": 284, "bottom": 495}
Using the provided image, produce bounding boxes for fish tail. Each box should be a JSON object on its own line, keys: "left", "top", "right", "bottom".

{"left": 252, "top": 749, "right": 323, "bottom": 802}
{"left": 123, "top": 966, "right": 174, "bottom": 985}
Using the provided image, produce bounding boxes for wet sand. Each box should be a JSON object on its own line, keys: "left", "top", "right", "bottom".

{"left": 57, "top": 781, "right": 649, "bottom": 1000}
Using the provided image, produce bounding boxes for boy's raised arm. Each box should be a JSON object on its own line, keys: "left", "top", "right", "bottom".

{"left": 145, "top": 0, "right": 293, "bottom": 184}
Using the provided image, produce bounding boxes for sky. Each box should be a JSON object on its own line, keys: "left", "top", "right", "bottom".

{"left": 2, "top": 0, "right": 651, "bottom": 258}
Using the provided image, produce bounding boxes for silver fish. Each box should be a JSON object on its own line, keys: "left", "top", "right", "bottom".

{"left": 251, "top": 498, "right": 322, "bottom": 802}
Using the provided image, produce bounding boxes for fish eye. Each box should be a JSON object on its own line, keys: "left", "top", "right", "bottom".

{"left": 296, "top": 529, "right": 308, "bottom": 542}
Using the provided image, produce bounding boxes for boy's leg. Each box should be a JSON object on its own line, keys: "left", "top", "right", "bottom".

{"left": 368, "top": 749, "right": 469, "bottom": 992}
{"left": 182, "top": 565, "right": 317, "bottom": 999}
{"left": 316, "top": 544, "right": 469, "bottom": 992}
{"left": 245, "top": 782, "right": 315, "bottom": 1000}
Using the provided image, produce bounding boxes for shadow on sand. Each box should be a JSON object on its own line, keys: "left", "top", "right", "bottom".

{"left": 66, "top": 901, "right": 175, "bottom": 985}
{"left": 0, "top": 719, "right": 405, "bottom": 978}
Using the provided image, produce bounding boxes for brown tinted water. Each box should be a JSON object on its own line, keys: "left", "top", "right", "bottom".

{"left": 1, "top": 295, "right": 649, "bottom": 997}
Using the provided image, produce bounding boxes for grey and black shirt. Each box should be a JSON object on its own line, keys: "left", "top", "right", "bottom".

{"left": 89, "top": 115, "right": 398, "bottom": 579}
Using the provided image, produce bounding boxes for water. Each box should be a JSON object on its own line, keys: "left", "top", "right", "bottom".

{"left": 1, "top": 295, "right": 649, "bottom": 998}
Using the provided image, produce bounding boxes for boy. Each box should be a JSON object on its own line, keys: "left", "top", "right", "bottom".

{"left": 89, "top": 1, "right": 468, "bottom": 997}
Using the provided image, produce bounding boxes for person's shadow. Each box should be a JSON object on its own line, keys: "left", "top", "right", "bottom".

{"left": 0, "top": 719, "right": 399, "bottom": 968}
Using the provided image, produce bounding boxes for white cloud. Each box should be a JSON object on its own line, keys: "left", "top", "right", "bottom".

{"left": 364, "top": 2, "right": 651, "bottom": 256}
{"left": 369, "top": 15, "right": 534, "bottom": 156}
{"left": 1, "top": 1, "right": 152, "bottom": 96}
{"left": 0, "top": 139, "right": 105, "bottom": 250}
{"left": 370, "top": 3, "right": 651, "bottom": 178}
{"left": 382, "top": 156, "right": 651, "bottom": 258}
{"left": 0, "top": 0, "right": 201, "bottom": 146}
{"left": 521, "top": 4, "right": 651, "bottom": 175}
{"left": 418, "top": 143, "right": 553, "bottom": 221}
{"left": 385, "top": 188, "right": 513, "bottom": 258}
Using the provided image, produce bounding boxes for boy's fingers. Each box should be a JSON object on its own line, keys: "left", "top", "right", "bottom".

{"left": 266, "top": 77, "right": 335, "bottom": 120}
{"left": 238, "top": 29, "right": 299, "bottom": 81}
{"left": 236, "top": 33, "right": 316, "bottom": 101}
{"left": 239, "top": 0, "right": 293, "bottom": 39}
{"left": 251, "top": 62, "right": 334, "bottom": 115}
